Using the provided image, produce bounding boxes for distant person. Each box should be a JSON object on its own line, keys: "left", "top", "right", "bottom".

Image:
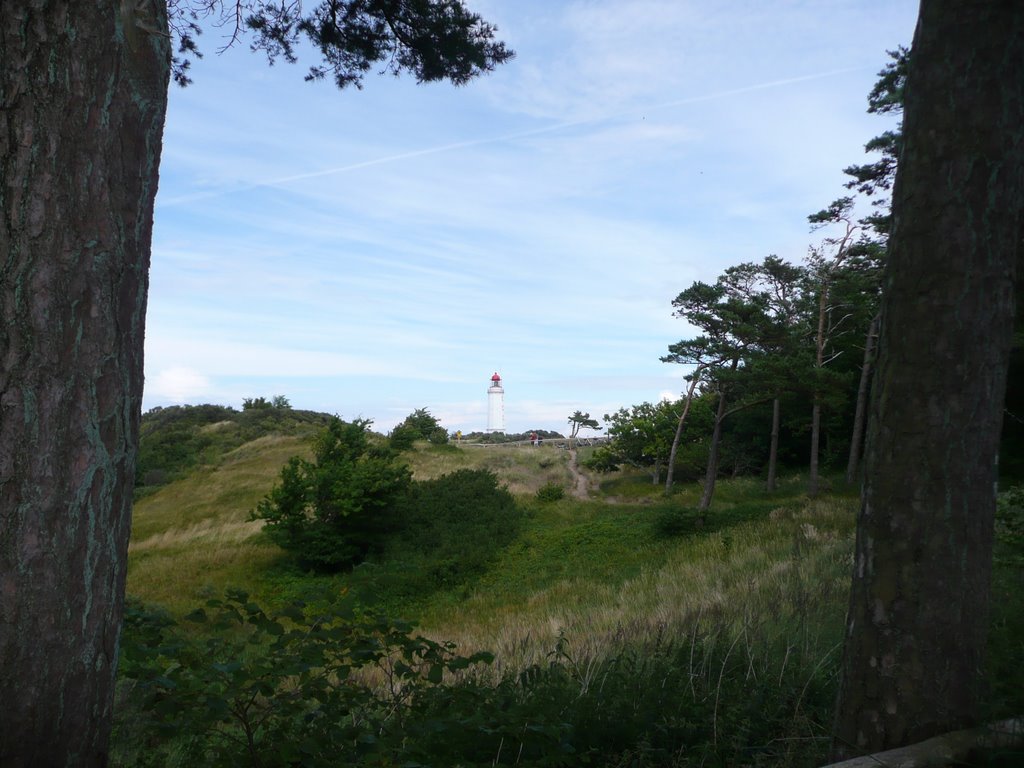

{"left": 530, "top": 431, "right": 537, "bottom": 446}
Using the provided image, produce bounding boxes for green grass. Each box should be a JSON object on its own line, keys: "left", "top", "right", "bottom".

{"left": 121, "top": 428, "right": 1024, "bottom": 766}
{"left": 128, "top": 435, "right": 311, "bottom": 612}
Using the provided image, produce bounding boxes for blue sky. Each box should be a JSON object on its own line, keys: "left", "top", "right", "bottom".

{"left": 145, "top": 0, "right": 918, "bottom": 435}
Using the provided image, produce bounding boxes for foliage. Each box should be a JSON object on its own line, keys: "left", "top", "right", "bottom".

{"left": 115, "top": 590, "right": 501, "bottom": 768}
{"left": 167, "top": 0, "right": 514, "bottom": 89}
{"left": 135, "top": 403, "right": 331, "bottom": 492}
{"left": 536, "top": 482, "right": 565, "bottom": 503}
{"left": 115, "top": 578, "right": 844, "bottom": 767}
{"left": 587, "top": 400, "right": 680, "bottom": 477}
{"left": 382, "top": 469, "right": 522, "bottom": 595}
{"left": 387, "top": 422, "right": 420, "bottom": 451}
{"left": 390, "top": 407, "right": 449, "bottom": 450}
{"left": 251, "top": 418, "right": 411, "bottom": 570}
{"left": 242, "top": 395, "right": 290, "bottom": 410}
{"left": 567, "top": 410, "right": 601, "bottom": 440}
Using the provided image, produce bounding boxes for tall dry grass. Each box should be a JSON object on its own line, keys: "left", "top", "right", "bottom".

{"left": 417, "top": 499, "right": 856, "bottom": 680}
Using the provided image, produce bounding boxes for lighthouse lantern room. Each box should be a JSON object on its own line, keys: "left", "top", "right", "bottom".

{"left": 486, "top": 372, "right": 505, "bottom": 433}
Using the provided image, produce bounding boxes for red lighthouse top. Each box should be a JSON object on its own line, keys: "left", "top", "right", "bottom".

{"left": 491, "top": 372, "right": 501, "bottom": 382}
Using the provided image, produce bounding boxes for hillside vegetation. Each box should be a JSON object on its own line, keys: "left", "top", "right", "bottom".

{"left": 117, "top": 410, "right": 1024, "bottom": 766}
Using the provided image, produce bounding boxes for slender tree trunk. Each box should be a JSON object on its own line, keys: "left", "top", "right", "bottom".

{"left": 845, "top": 312, "right": 880, "bottom": 484}
{"left": 652, "top": 459, "right": 661, "bottom": 485}
{"left": 698, "top": 359, "right": 738, "bottom": 515}
{"left": 832, "top": 2, "right": 1024, "bottom": 759}
{"left": 767, "top": 397, "right": 780, "bottom": 491}
{"left": 697, "top": 388, "right": 729, "bottom": 518}
{"left": 664, "top": 373, "right": 701, "bottom": 491}
{"left": 808, "top": 400, "right": 822, "bottom": 496}
{"left": 0, "top": 5, "right": 170, "bottom": 766}
{"left": 809, "top": 286, "right": 829, "bottom": 497}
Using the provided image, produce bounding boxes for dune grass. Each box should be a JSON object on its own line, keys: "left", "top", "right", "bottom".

{"left": 127, "top": 435, "right": 310, "bottom": 611}
{"left": 127, "top": 436, "right": 577, "bottom": 612}
{"left": 121, "top": 428, "right": 1024, "bottom": 766}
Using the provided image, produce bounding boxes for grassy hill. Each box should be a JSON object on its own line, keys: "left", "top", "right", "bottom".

{"left": 120, "top": 414, "right": 1024, "bottom": 766}
{"left": 128, "top": 418, "right": 855, "bottom": 668}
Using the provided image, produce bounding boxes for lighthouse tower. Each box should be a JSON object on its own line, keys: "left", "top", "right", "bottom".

{"left": 486, "top": 372, "right": 505, "bottom": 433}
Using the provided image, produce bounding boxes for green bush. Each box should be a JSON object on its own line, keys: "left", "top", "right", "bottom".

{"left": 251, "top": 418, "right": 411, "bottom": 570}
{"left": 389, "top": 469, "right": 521, "bottom": 589}
{"left": 390, "top": 407, "right": 447, "bottom": 450}
{"left": 114, "top": 591, "right": 502, "bottom": 768}
{"left": 427, "top": 426, "right": 450, "bottom": 444}
{"left": 536, "top": 482, "right": 565, "bottom": 503}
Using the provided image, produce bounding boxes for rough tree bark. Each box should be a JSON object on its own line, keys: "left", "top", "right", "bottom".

{"left": 831, "top": 1, "right": 1024, "bottom": 760}
{"left": 0, "top": 4, "right": 170, "bottom": 766}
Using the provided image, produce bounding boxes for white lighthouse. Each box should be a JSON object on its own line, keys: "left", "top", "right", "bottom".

{"left": 486, "top": 372, "right": 505, "bottom": 433}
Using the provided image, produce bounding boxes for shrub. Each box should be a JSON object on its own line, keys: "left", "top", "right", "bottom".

{"left": 536, "top": 482, "right": 565, "bottom": 503}
{"left": 427, "top": 426, "right": 450, "bottom": 445}
{"left": 390, "top": 469, "right": 521, "bottom": 588}
{"left": 388, "top": 422, "right": 420, "bottom": 451}
{"left": 251, "top": 418, "right": 411, "bottom": 570}
{"left": 114, "top": 591, "right": 500, "bottom": 768}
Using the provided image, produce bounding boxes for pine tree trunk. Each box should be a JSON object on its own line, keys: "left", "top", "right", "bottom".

{"left": 845, "top": 313, "right": 880, "bottom": 484}
{"left": 0, "top": 4, "right": 169, "bottom": 766}
{"left": 665, "top": 374, "right": 701, "bottom": 491}
{"left": 697, "top": 388, "right": 729, "bottom": 518}
{"left": 809, "top": 400, "right": 821, "bottom": 496}
{"left": 766, "top": 397, "right": 780, "bottom": 491}
{"left": 831, "top": 2, "right": 1024, "bottom": 759}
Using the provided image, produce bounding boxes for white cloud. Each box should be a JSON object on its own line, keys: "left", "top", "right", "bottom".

{"left": 148, "top": 367, "right": 211, "bottom": 403}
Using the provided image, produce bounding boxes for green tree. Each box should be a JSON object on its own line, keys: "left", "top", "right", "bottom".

{"left": 832, "top": 2, "right": 1024, "bottom": 758}
{"left": 587, "top": 401, "right": 680, "bottom": 485}
{"left": 567, "top": 410, "right": 601, "bottom": 447}
{"left": 717, "top": 256, "right": 807, "bottom": 490}
{"left": 1, "top": 5, "right": 509, "bottom": 763}
{"left": 391, "top": 407, "right": 448, "bottom": 449}
{"left": 253, "top": 418, "right": 411, "bottom": 570}
{"left": 662, "top": 278, "right": 775, "bottom": 496}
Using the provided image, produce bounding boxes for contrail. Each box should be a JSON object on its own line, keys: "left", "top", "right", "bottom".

{"left": 158, "top": 65, "right": 867, "bottom": 208}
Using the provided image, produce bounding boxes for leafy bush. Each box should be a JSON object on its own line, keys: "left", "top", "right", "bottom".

{"left": 115, "top": 591, "right": 501, "bottom": 768}
{"left": 251, "top": 418, "right": 411, "bottom": 570}
{"left": 427, "top": 426, "right": 450, "bottom": 445}
{"left": 390, "top": 407, "right": 447, "bottom": 450}
{"left": 389, "top": 469, "right": 521, "bottom": 589}
{"left": 536, "top": 482, "right": 565, "bottom": 503}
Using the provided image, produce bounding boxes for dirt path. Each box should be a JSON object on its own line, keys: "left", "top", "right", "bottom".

{"left": 568, "top": 448, "right": 589, "bottom": 499}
